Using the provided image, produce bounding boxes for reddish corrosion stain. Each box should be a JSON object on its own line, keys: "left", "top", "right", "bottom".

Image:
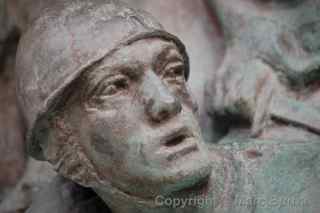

{"left": 201, "top": 0, "right": 224, "bottom": 39}
{"left": 246, "top": 149, "right": 263, "bottom": 159}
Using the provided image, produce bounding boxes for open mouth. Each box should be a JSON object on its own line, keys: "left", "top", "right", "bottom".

{"left": 165, "top": 134, "right": 188, "bottom": 147}
{"left": 161, "top": 126, "right": 194, "bottom": 146}
{"left": 159, "top": 127, "right": 199, "bottom": 161}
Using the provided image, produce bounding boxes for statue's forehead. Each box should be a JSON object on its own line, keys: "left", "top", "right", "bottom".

{"left": 82, "top": 38, "right": 183, "bottom": 88}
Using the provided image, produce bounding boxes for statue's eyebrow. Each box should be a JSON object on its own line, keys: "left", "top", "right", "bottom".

{"left": 86, "top": 63, "right": 142, "bottom": 97}
{"left": 99, "top": 62, "right": 142, "bottom": 79}
{"left": 153, "top": 45, "right": 184, "bottom": 74}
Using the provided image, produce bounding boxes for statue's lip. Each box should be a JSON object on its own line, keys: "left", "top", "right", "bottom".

{"left": 166, "top": 139, "right": 198, "bottom": 161}
{"left": 159, "top": 126, "right": 194, "bottom": 146}
{"left": 157, "top": 126, "right": 199, "bottom": 160}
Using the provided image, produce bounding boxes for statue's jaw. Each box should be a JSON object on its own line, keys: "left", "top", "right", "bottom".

{"left": 93, "top": 159, "right": 213, "bottom": 205}
{"left": 94, "top": 171, "right": 213, "bottom": 210}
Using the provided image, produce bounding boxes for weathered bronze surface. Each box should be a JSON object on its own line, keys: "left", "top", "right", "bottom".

{"left": 202, "top": 0, "right": 320, "bottom": 212}
{"left": 205, "top": 0, "right": 320, "bottom": 140}
{"left": 12, "top": 0, "right": 320, "bottom": 212}
{"left": 16, "top": 1, "right": 221, "bottom": 213}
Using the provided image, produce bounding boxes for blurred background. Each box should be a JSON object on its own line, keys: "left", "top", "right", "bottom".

{"left": 0, "top": 0, "right": 224, "bottom": 212}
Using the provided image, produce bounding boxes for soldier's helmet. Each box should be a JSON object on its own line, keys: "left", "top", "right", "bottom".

{"left": 16, "top": 0, "right": 189, "bottom": 160}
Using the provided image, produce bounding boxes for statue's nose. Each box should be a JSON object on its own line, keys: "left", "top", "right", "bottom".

{"left": 141, "top": 72, "right": 182, "bottom": 123}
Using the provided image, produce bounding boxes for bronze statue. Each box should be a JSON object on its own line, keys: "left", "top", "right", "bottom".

{"left": 16, "top": 1, "right": 228, "bottom": 212}
{"left": 1, "top": 0, "right": 221, "bottom": 212}
{"left": 15, "top": 0, "right": 320, "bottom": 212}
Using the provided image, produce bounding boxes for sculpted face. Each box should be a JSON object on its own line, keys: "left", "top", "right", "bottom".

{"left": 207, "top": 0, "right": 320, "bottom": 137}
{"left": 64, "top": 38, "right": 211, "bottom": 199}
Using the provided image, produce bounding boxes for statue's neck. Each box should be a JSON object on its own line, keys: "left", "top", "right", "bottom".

{"left": 94, "top": 157, "right": 231, "bottom": 213}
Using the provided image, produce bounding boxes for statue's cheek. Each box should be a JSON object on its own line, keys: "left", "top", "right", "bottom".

{"left": 85, "top": 106, "right": 139, "bottom": 159}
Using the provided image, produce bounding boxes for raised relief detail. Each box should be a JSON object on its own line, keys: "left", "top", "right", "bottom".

{"left": 14, "top": 0, "right": 320, "bottom": 212}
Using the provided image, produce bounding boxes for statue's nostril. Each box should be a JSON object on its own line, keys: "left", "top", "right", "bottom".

{"left": 158, "top": 110, "right": 169, "bottom": 121}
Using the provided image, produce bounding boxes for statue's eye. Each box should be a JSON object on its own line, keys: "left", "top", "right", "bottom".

{"left": 163, "top": 63, "right": 185, "bottom": 84}
{"left": 101, "top": 75, "right": 129, "bottom": 96}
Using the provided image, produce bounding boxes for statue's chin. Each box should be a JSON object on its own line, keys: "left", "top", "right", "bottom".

{"left": 94, "top": 148, "right": 213, "bottom": 203}
{"left": 145, "top": 150, "right": 213, "bottom": 198}
{"left": 160, "top": 157, "right": 213, "bottom": 197}
{"left": 95, "top": 160, "right": 213, "bottom": 204}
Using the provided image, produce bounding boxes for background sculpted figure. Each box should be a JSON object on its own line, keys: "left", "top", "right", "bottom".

{"left": 202, "top": 1, "right": 320, "bottom": 213}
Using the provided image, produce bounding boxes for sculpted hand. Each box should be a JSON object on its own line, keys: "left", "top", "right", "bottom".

{"left": 208, "top": 53, "right": 286, "bottom": 136}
